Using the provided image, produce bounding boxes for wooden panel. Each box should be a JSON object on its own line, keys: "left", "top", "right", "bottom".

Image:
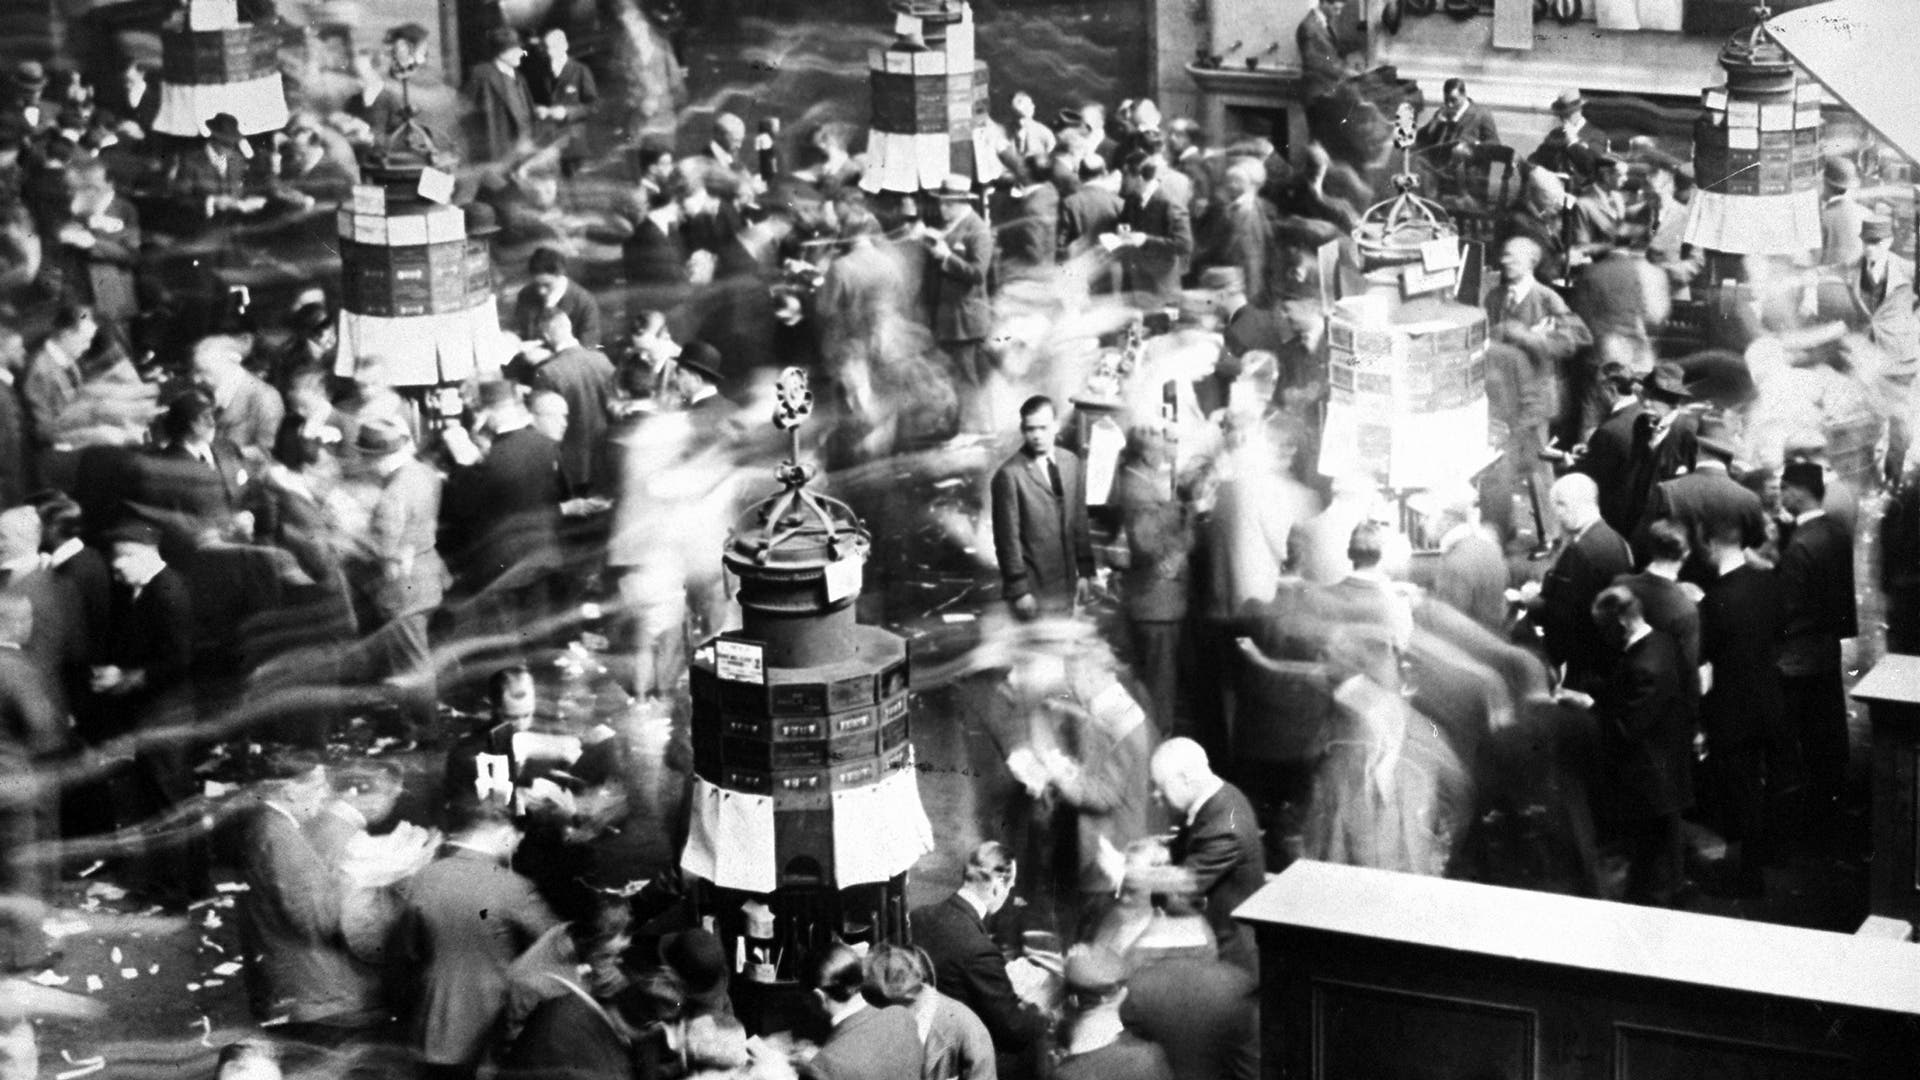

{"left": 1613, "top": 1024, "right": 1850, "bottom": 1080}
{"left": 1313, "top": 979, "right": 1537, "bottom": 1080}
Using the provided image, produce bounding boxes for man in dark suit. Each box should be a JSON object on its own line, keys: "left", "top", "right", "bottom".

{"left": 396, "top": 798, "right": 558, "bottom": 1080}
{"left": 909, "top": 842, "right": 1046, "bottom": 1076}
{"left": 145, "top": 390, "right": 249, "bottom": 551}
{"left": 1296, "top": 0, "right": 1359, "bottom": 101}
{"left": 801, "top": 943, "right": 924, "bottom": 1080}
{"left": 1575, "top": 360, "right": 1646, "bottom": 534}
{"left": 1698, "top": 520, "right": 1787, "bottom": 895}
{"left": 512, "top": 247, "right": 604, "bottom": 348}
{"left": 1612, "top": 520, "right": 1700, "bottom": 724}
{"left": 517, "top": 312, "right": 615, "bottom": 495}
{"left": 1775, "top": 461, "right": 1856, "bottom": 847}
{"left": 524, "top": 27, "right": 598, "bottom": 173}
{"left": 1530, "top": 473, "right": 1633, "bottom": 690}
{"left": 1150, "top": 738, "right": 1265, "bottom": 976}
{"left": 163, "top": 113, "right": 265, "bottom": 233}
{"left": 922, "top": 175, "right": 994, "bottom": 429}
{"left": 1113, "top": 151, "right": 1193, "bottom": 306}
{"left": 1415, "top": 78, "right": 1501, "bottom": 193}
{"left": 445, "top": 383, "right": 564, "bottom": 649}
{"left": 100, "top": 519, "right": 200, "bottom": 906}
{"left": 994, "top": 153, "right": 1058, "bottom": 285}
{"left": 235, "top": 753, "right": 379, "bottom": 1037}
{"left": 1057, "top": 156, "right": 1124, "bottom": 263}
{"left": 1559, "top": 586, "right": 1692, "bottom": 906}
{"left": 464, "top": 27, "right": 535, "bottom": 164}
{"left": 1529, "top": 90, "right": 1610, "bottom": 193}
{"left": 990, "top": 396, "right": 1093, "bottom": 620}
{"left": 1633, "top": 417, "right": 1765, "bottom": 580}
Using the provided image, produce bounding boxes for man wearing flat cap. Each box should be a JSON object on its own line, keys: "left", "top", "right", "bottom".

{"left": 1529, "top": 90, "right": 1610, "bottom": 192}
{"left": 1054, "top": 944, "right": 1173, "bottom": 1080}
{"left": 464, "top": 27, "right": 535, "bottom": 164}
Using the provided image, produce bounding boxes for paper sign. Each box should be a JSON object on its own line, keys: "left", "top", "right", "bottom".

{"left": 1402, "top": 263, "right": 1456, "bottom": 297}
{"left": 1727, "top": 101, "right": 1760, "bottom": 128}
{"left": 416, "top": 167, "right": 455, "bottom": 203}
{"left": 715, "top": 637, "right": 766, "bottom": 684}
{"left": 1727, "top": 126, "right": 1760, "bottom": 150}
{"left": 351, "top": 184, "right": 385, "bottom": 215}
{"left": 825, "top": 556, "right": 864, "bottom": 603}
{"left": 1493, "top": 0, "right": 1534, "bottom": 49}
{"left": 474, "top": 753, "right": 512, "bottom": 801}
{"left": 1420, "top": 237, "right": 1463, "bottom": 272}
{"left": 1703, "top": 88, "right": 1728, "bottom": 111}
{"left": 972, "top": 127, "right": 1004, "bottom": 183}
{"left": 1084, "top": 417, "right": 1124, "bottom": 505}
{"left": 1759, "top": 104, "right": 1793, "bottom": 131}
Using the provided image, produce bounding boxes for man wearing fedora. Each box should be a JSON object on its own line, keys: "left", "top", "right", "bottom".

{"left": 1529, "top": 90, "right": 1610, "bottom": 192}
{"left": 1634, "top": 415, "right": 1765, "bottom": 582}
{"left": 349, "top": 417, "right": 447, "bottom": 741}
{"left": 464, "top": 27, "right": 535, "bottom": 164}
{"left": 923, "top": 174, "right": 995, "bottom": 432}
{"left": 3, "top": 62, "right": 50, "bottom": 138}
{"left": 165, "top": 113, "right": 266, "bottom": 231}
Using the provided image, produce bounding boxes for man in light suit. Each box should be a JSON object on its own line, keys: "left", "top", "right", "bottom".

{"left": 463, "top": 27, "right": 535, "bottom": 164}
{"left": 349, "top": 418, "right": 448, "bottom": 741}
{"left": 990, "top": 396, "right": 1092, "bottom": 620}
{"left": 192, "top": 335, "right": 283, "bottom": 462}
{"left": 801, "top": 943, "right": 924, "bottom": 1080}
{"left": 396, "top": 798, "right": 558, "bottom": 1080}
{"left": 923, "top": 174, "right": 995, "bottom": 429}
{"left": 1151, "top": 738, "right": 1265, "bottom": 977}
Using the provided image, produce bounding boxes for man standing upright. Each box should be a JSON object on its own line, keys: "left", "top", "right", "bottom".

{"left": 1113, "top": 151, "right": 1193, "bottom": 306}
{"left": 1633, "top": 416, "right": 1765, "bottom": 581}
{"left": 521, "top": 311, "right": 615, "bottom": 494}
{"left": 1529, "top": 473, "right": 1633, "bottom": 690}
{"left": 464, "top": 27, "right": 535, "bottom": 164}
{"left": 1296, "top": 0, "right": 1359, "bottom": 101}
{"left": 524, "top": 27, "right": 597, "bottom": 173}
{"left": 990, "top": 396, "right": 1092, "bottom": 620}
{"left": 1698, "top": 520, "right": 1786, "bottom": 896}
{"left": 1775, "top": 461, "right": 1856, "bottom": 848}
{"left": 1149, "top": 738, "right": 1265, "bottom": 977}
{"left": 922, "top": 175, "right": 994, "bottom": 430}
{"left": 350, "top": 419, "right": 447, "bottom": 742}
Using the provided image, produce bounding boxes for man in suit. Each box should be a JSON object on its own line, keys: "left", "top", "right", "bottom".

{"left": 1296, "top": 0, "right": 1360, "bottom": 101}
{"left": 344, "top": 24, "right": 429, "bottom": 141}
{"left": 1558, "top": 586, "right": 1691, "bottom": 906}
{"left": 1697, "top": 520, "right": 1786, "bottom": 895}
{"left": 1612, "top": 520, "right": 1701, "bottom": 721}
{"left": 1575, "top": 360, "right": 1646, "bottom": 533}
{"left": 100, "top": 519, "right": 200, "bottom": 906}
{"left": 922, "top": 175, "right": 994, "bottom": 428}
{"left": 1113, "top": 151, "right": 1193, "bottom": 306}
{"left": 0, "top": 593, "right": 65, "bottom": 970}
{"left": 0, "top": 507, "right": 84, "bottom": 725}
{"left": 348, "top": 418, "right": 448, "bottom": 742}
{"left": 994, "top": 153, "right": 1058, "bottom": 285}
{"left": 1057, "top": 154, "right": 1125, "bottom": 264}
{"left": 235, "top": 753, "right": 379, "bottom": 1038}
{"left": 1819, "top": 156, "right": 1869, "bottom": 268}
{"left": 518, "top": 312, "right": 615, "bottom": 494}
{"left": 464, "top": 27, "right": 535, "bottom": 164}
{"left": 21, "top": 303, "right": 95, "bottom": 457}
{"left": 801, "top": 943, "right": 924, "bottom": 1080}
{"left": 524, "top": 27, "right": 598, "bottom": 174}
{"left": 1840, "top": 216, "right": 1919, "bottom": 356}
{"left": 1529, "top": 473, "right": 1633, "bottom": 690}
{"left": 164, "top": 113, "right": 265, "bottom": 233}
{"left": 991, "top": 396, "right": 1093, "bottom": 620}
{"left": 1006, "top": 90, "right": 1056, "bottom": 160}
{"left": 1430, "top": 490, "right": 1510, "bottom": 633}
{"left": 1569, "top": 153, "right": 1647, "bottom": 256}
{"left": 1529, "top": 90, "right": 1610, "bottom": 192}
{"left": 512, "top": 247, "right": 604, "bottom": 348}
{"left": 1150, "top": 738, "right": 1265, "bottom": 976}
{"left": 1052, "top": 945, "right": 1173, "bottom": 1080}
{"left": 193, "top": 335, "right": 284, "bottom": 462}
{"left": 1415, "top": 78, "right": 1501, "bottom": 190}
{"left": 445, "top": 383, "right": 563, "bottom": 649}
{"left": 146, "top": 390, "right": 250, "bottom": 550}
{"left": 1633, "top": 416, "right": 1765, "bottom": 580}
{"left": 909, "top": 842, "right": 1047, "bottom": 1076}
{"left": 397, "top": 797, "right": 559, "bottom": 1080}
{"left": 1775, "top": 461, "right": 1856, "bottom": 847}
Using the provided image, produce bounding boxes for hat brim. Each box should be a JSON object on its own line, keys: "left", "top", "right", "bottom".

{"left": 1696, "top": 436, "right": 1740, "bottom": 461}
{"left": 675, "top": 358, "right": 725, "bottom": 386}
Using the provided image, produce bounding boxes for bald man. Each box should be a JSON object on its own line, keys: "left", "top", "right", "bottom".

{"left": 1529, "top": 474, "right": 1632, "bottom": 689}
{"left": 1150, "top": 739, "right": 1264, "bottom": 977}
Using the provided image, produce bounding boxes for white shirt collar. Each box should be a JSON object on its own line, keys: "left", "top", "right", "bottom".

{"left": 1504, "top": 274, "right": 1534, "bottom": 301}
{"left": 1624, "top": 622, "right": 1653, "bottom": 649}
{"left": 958, "top": 889, "right": 991, "bottom": 922}
{"left": 830, "top": 995, "right": 871, "bottom": 1028}
{"left": 47, "top": 537, "right": 83, "bottom": 569}
{"left": 710, "top": 142, "right": 734, "bottom": 168}
{"left": 1185, "top": 774, "right": 1225, "bottom": 827}
{"left": 495, "top": 58, "right": 518, "bottom": 79}
{"left": 1795, "top": 508, "right": 1825, "bottom": 526}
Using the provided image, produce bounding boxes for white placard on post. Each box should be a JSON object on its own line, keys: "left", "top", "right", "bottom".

{"left": 715, "top": 637, "right": 766, "bottom": 684}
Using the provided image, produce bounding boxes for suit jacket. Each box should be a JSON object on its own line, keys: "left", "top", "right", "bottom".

{"left": 1434, "top": 527, "right": 1510, "bottom": 633}
{"left": 448, "top": 426, "right": 563, "bottom": 588}
{"left": 1777, "top": 513, "right": 1856, "bottom": 675}
{"left": 1579, "top": 401, "right": 1645, "bottom": 533}
{"left": 524, "top": 59, "right": 599, "bottom": 125}
{"left": 165, "top": 145, "right": 256, "bottom": 228}
{"left": 1416, "top": 103, "right": 1500, "bottom": 159}
{"left": 220, "top": 373, "right": 286, "bottom": 460}
{"left": 909, "top": 894, "right": 1041, "bottom": 1056}
{"left": 103, "top": 565, "right": 193, "bottom": 756}
{"left": 1120, "top": 957, "right": 1258, "bottom": 1080}
{"left": 990, "top": 449, "right": 1092, "bottom": 606}
{"left": 1118, "top": 187, "right": 1193, "bottom": 302}
{"left": 21, "top": 346, "right": 82, "bottom": 451}
{"left": 1528, "top": 123, "right": 1611, "bottom": 190}
{"left": 1539, "top": 519, "right": 1633, "bottom": 686}
{"left": 362, "top": 455, "right": 449, "bottom": 621}
{"left": 397, "top": 846, "right": 560, "bottom": 1066}
{"left": 502, "top": 977, "right": 631, "bottom": 1080}
{"left": 805, "top": 1003, "right": 924, "bottom": 1080}
{"left": 147, "top": 439, "right": 250, "bottom": 540}
{"left": 465, "top": 61, "right": 536, "bottom": 162}
{"left": 1172, "top": 782, "right": 1265, "bottom": 976}
{"left": 528, "top": 346, "right": 616, "bottom": 491}
{"left": 1059, "top": 184, "right": 1124, "bottom": 259}
{"left": 1634, "top": 465, "right": 1765, "bottom": 582}
{"left": 512, "top": 280, "right": 605, "bottom": 349}
{"left": 1, "top": 564, "right": 85, "bottom": 724}
{"left": 1613, "top": 570, "right": 1700, "bottom": 720}
{"left": 1594, "top": 628, "right": 1693, "bottom": 819}
{"left": 622, "top": 215, "right": 689, "bottom": 290}
{"left": 1296, "top": 8, "right": 1350, "bottom": 98}
{"left": 929, "top": 209, "right": 993, "bottom": 343}
{"left": 237, "top": 803, "right": 377, "bottom": 1022}
{"left": 1699, "top": 563, "right": 1786, "bottom": 745}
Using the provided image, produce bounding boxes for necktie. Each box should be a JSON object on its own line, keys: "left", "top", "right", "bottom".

{"left": 1047, "top": 459, "right": 1064, "bottom": 499}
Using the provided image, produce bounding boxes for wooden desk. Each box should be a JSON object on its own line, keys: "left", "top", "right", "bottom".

{"left": 1238, "top": 861, "right": 1920, "bottom": 1079}
{"left": 1853, "top": 653, "right": 1920, "bottom": 933}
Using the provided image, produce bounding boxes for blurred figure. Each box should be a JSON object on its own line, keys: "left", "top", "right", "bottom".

{"left": 193, "top": 335, "right": 285, "bottom": 461}
{"left": 396, "top": 798, "right": 559, "bottom": 1080}
{"left": 1116, "top": 898, "right": 1257, "bottom": 1080}
{"left": 1113, "top": 423, "right": 1192, "bottom": 733}
{"left": 1528, "top": 90, "right": 1608, "bottom": 192}
{"left": 1149, "top": 739, "right": 1264, "bottom": 977}
{"left": 465, "top": 27, "right": 535, "bottom": 163}
{"left": 0, "top": 593, "right": 61, "bottom": 971}
{"left": 922, "top": 175, "right": 994, "bottom": 432}
{"left": 22, "top": 303, "right": 97, "bottom": 456}
{"left": 213, "top": 1039, "right": 284, "bottom": 1080}
{"left": 1052, "top": 945, "right": 1170, "bottom": 1080}
{"left": 501, "top": 901, "right": 640, "bottom": 1080}
{"left": 445, "top": 381, "right": 563, "bottom": 657}
{"left": 345, "top": 418, "right": 447, "bottom": 742}
{"left": 801, "top": 942, "right": 924, "bottom": 1080}
{"left": 1428, "top": 487, "right": 1508, "bottom": 633}
{"left": 863, "top": 943, "right": 995, "bottom": 1080}
{"left": 990, "top": 396, "right": 1092, "bottom": 620}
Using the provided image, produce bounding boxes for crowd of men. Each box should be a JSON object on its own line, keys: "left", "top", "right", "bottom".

{"left": 0, "top": 3, "right": 1910, "bottom": 1079}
